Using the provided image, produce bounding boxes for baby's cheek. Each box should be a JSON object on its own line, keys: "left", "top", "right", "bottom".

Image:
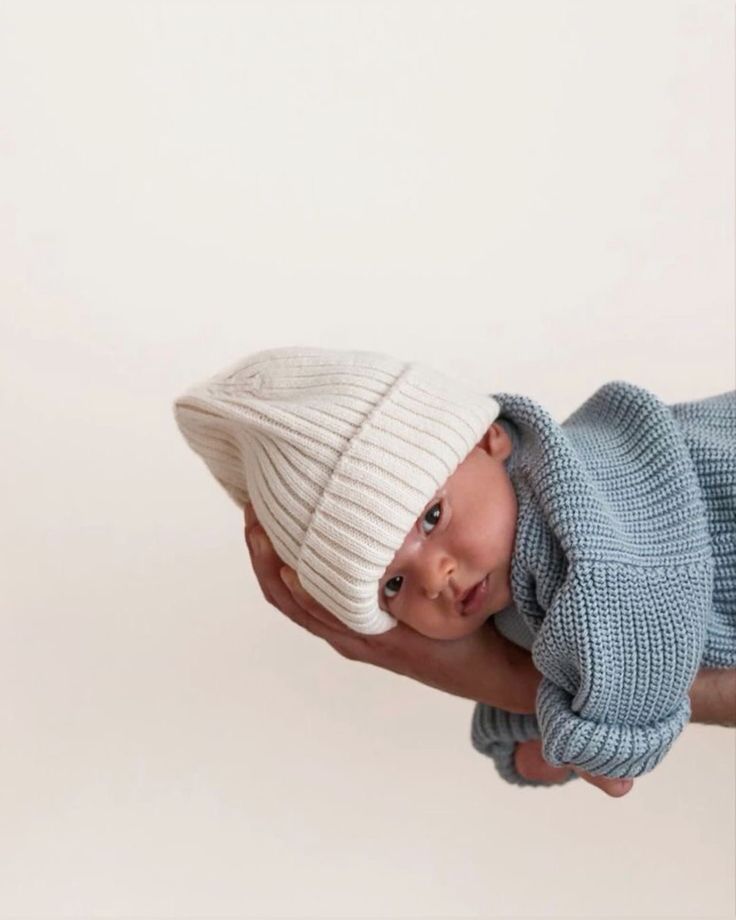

{"left": 460, "top": 519, "right": 499, "bottom": 563}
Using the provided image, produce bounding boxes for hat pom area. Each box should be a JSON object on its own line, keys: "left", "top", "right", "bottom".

{"left": 173, "top": 347, "right": 500, "bottom": 635}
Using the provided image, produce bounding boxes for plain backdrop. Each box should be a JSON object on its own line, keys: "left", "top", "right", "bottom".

{"left": 1, "top": 1, "right": 734, "bottom": 918}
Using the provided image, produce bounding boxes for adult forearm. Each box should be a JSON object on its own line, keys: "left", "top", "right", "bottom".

{"left": 488, "top": 645, "right": 736, "bottom": 727}
{"left": 474, "top": 623, "right": 541, "bottom": 714}
{"left": 689, "top": 668, "right": 736, "bottom": 727}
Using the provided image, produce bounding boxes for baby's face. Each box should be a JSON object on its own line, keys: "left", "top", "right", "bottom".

{"left": 377, "top": 422, "right": 518, "bottom": 640}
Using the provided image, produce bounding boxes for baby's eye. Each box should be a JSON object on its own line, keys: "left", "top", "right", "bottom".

{"left": 420, "top": 501, "right": 442, "bottom": 534}
{"left": 383, "top": 575, "right": 403, "bottom": 600}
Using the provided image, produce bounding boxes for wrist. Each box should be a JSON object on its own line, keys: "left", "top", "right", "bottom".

{"left": 689, "top": 668, "right": 736, "bottom": 727}
{"left": 478, "top": 629, "right": 540, "bottom": 714}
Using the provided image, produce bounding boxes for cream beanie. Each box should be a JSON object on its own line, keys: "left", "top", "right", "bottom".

{"left": 172, "top": 346, "right": 500, "bottom": 635}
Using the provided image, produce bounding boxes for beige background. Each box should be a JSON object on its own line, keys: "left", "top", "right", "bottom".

{"left": 1, "top": 1, "right": 734, "bottom": 917}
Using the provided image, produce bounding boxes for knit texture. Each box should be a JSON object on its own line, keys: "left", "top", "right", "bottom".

{"left": 471, "top": 381, "right": 736, "bottom": 787}
{"left": 173, "top": 347, "right": 500, "bottom": 634}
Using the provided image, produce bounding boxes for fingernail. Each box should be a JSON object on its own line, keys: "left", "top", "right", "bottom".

{"left": 280, "top": 567, "right": 294, "bottom": 588}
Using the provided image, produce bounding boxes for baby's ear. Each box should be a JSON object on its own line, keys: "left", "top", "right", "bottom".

{"left": 474, "top": 427, "right": 493, "bottom": 454}
{"left": 478, "top": 423, "right": 511, "bottom": 460}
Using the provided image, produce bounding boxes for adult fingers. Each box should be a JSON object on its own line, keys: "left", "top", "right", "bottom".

{"left": 243, "top": 505, "right": 278, "bottom": 607}
{"left": 244, "top": 506, "right": 326, "bottom": 629}
{"left": 279, "top": 567, "right": 356, "bottom": 634}
{"left": 278, "top": 566, "right": 373, "bottom": 661}
{"left": 242, "top": 506, "right": 375, "bottom": 659}
{"left": 243, "top": 505, "right": 406, "bottom": 669}
{"left": 243, "top": 505, "right": 317, "bottom": 629}
{"left": 278, "top": 567, "right": 412, "bottom": 671}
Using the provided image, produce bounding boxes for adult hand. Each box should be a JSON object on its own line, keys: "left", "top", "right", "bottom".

{"left": 246, "top": 504, "right": 630, "bottom": 796}
{"left": 244, "top": 504, "right": 733, "bottom": 797}
{"left": 689, "top": 667, "right": 736, "bottom": 727}
{"left": 243, "top": 503, "right": 538, "bottom": 714}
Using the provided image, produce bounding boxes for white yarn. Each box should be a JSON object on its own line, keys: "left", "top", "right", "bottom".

{"left": 173, "top": 346, "right": 500, "bottom": 634}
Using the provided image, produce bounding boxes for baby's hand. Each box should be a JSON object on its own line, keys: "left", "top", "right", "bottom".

{"left": 514, "top": 739, "right": 634, "bottom": 797}
{"left": 245, "top": 503, "right": 631, "bottom": 797}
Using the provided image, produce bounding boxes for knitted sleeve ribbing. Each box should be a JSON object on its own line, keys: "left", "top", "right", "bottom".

{"left": 470, "top": 702, "right": 578, "bottom": 787}
{"left": 532, "top": 557, "right": 713, "bottom": 779}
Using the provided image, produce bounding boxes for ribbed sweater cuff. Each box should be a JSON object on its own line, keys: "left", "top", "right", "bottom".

{"left": 536, "top": 678, "right": 692, "bottom": 779}
{"left": 471, "top": 702, "right": 578, "bottom": 788}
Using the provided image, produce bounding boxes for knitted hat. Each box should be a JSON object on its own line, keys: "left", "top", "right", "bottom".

{"left": 172, "top": 346, "right": 500, "bottom": 634}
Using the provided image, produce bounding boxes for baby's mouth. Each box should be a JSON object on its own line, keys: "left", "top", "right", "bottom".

{"left": 460, "top": 575, "right": 489, "bottom": 615}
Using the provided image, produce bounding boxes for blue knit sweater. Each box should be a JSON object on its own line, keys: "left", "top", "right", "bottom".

{"left": 470, "top": 381, "right": 735, "bottom": 787}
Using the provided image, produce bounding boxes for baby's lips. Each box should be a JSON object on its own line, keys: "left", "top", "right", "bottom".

{"left": 459, "top": 575, "right": 488, "bottom": 615}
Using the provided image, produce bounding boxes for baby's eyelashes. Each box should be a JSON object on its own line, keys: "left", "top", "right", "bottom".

{"left": 420, "top": 500, "right": 442, "bottom": 534}
{"left": 381, "top": 498, "right": 446, "bottom": 607}
{"left": 383, "top": 575, "right": 403, "bottom": 600}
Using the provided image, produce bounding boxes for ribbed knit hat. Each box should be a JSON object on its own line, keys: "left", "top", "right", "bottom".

{"left": 172, "top": 346, "right": 500, "bottom": 634}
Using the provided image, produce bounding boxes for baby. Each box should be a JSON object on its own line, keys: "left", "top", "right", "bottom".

{"left": 173, "top": 346, "right": 736, "bottom": 787}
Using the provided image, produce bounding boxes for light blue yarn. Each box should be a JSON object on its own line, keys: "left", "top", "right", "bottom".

{"left": 471, "top": 381, "right": 735, "bottom": 787}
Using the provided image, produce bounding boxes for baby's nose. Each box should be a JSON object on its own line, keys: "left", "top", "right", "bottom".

{"left": 423, "top": 554, "right": 456, "bottom": 599}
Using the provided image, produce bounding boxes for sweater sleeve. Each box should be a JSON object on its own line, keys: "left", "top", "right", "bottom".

{"left": 470, "top": 702, "right": 578, "bottom": 787}
{"left": 532, "top": 557, "right": 713, "bottom": 779}
{"left": 472, "top": 605, "right": 578, "bottom": 787}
